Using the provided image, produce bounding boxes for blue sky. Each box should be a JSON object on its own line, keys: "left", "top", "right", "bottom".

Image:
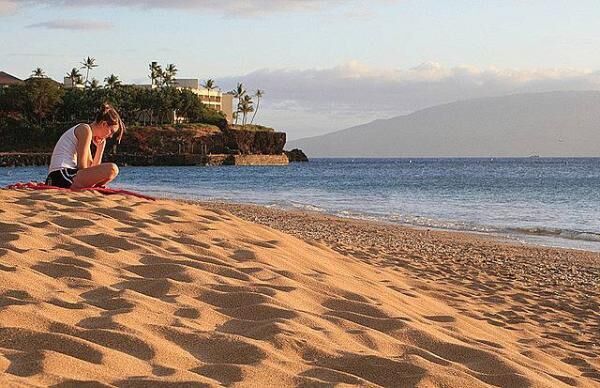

{"left": 3, "top": 0, "right": 600, "bottom": 138}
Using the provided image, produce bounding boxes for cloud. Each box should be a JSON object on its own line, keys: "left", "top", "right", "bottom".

{"left": 26, "top": 19, "right": 113, "bottom": 30}
{"left": 213, "top": 61, "right": 600, "bottom": 138}
{"left": 2, "top": 0, "right": 392, "bottom": 16}
{"left": 217, "top": 61, "right": 600, "bottom": 117}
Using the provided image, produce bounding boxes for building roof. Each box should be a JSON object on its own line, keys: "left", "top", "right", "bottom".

{"left": 0, "top": 71, "right": 23, "bottom": 86}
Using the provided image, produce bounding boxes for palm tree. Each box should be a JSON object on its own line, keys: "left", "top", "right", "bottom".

{"left": 240, "top": 94, "right": 254, "bottom": 127}
{"left": 231, "top": 82, "right": 246, "bottom": 125}
{"left": 202, "top": 79, "right": 217, "bottom": 109}
{"left": 31, "top": 67, "right": 46, "bottom": 78}
{"left": 104, "top": 74, "right": 121, "bottom": 89}
{"left": 81, "top": 56, "right": 98, "bottom": 86}
{"left": 149, "top": 61, "right": 162, "bottom": 88}
{"left": 66, "top": 68, "right": 83, "bottom": 88}
{"left": 162, "top": 64, "right": 177, "bottom": 87}
{"left": 89, "top": 78, "right": 100, "bottom": 90}
{"left": 202, "top": 78, "right": 217, "bottom": 108}
{"left": 250, "top": 89, "right": 263, "bottom": 124}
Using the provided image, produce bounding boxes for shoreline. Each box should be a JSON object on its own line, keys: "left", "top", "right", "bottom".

{"left": 196, "top": 199, "right": 600, "bottom": 282}
{"left": 2, "top": 159, "right": 598, "bottom": 253}
{"left": 173, "top": 196, "right": 600, "bottom": 255}
{"left": 0, "top": 188, "right": 598, "bottom": 386}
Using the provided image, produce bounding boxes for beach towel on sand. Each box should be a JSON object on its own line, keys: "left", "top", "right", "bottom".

{"left": 7, "top": 182, "right": 155, "bottom": 201}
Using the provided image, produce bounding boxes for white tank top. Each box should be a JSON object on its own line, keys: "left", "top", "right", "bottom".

{"left": 49, "top": 124, "right": 86, "bottom": 172}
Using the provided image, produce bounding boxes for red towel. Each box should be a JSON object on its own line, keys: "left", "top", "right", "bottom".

{"left": 7, "top": 182, "right": 155, "bottom": 201}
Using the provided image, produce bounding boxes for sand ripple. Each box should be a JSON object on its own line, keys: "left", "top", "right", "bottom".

{"left": 0, "top": 189, "right": 598, "bottom": 387}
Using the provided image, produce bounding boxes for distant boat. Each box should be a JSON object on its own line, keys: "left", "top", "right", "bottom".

{"left": 528, "top": 155, "right": 540, "bottom": 158}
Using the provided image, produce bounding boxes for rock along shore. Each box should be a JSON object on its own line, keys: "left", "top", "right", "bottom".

{"left": 0, "top": 152, "right": 291, "bottom": 167}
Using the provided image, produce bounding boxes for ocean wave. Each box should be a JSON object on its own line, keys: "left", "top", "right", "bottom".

{"left": 505, "top": 227, "right": 600, "bottom": 242}
{"left": 263, "top": 200, "right": 327, "bottom": 213}
{"left": 119, "top": 183, "right": 600, "bottom": 247}
{"left": 289, "top": 202, "right": 326, "bottom": 212}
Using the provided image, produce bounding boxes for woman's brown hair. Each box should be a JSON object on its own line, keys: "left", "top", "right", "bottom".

{"left": 94, "top": 103, "right": 125, "bottom": 144}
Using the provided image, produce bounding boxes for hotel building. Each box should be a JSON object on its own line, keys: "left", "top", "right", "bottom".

{"left": 173, "top": 79, "right": 233, "bottom": 123}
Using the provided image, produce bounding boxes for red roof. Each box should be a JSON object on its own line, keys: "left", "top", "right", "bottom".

{"left": 0, "top": 71, "right": 23, "bottom": 86}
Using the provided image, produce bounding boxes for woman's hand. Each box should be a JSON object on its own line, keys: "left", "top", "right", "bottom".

{"left": 92, "top": 136, "right": 106, "bottom": 166}
{"left": 93, "top": 136, "right": 106, "bottom": 147}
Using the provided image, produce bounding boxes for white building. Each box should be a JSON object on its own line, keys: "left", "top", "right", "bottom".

{"left": 63, "top": 77, "right": 85, "bottom": 89}
{"left": 173, "top": 79, "right": 233, "bottom": 123}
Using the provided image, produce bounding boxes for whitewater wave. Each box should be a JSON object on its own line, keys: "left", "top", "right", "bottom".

{"left": 505, "top": 227, "right": 600, "bottom": 242}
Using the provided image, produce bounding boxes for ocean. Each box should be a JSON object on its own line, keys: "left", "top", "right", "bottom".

{"left": 2, "top": 158, "right": 599, "bottom": 252}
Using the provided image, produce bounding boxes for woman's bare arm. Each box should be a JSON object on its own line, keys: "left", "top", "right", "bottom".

{"left": 74, "top": 124, "right": 93, "bottom": 169}
{"left": 92, "top": 139, "right": 106, "bottom": 166}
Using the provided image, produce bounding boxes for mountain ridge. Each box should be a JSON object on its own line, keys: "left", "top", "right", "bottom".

{"left": 288, "top": 91, "right": 600, "bottom": 157}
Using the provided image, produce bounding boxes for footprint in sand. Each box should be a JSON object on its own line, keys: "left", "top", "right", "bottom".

{"left": 151, "top": 364, "right": 177, "bottom": 377}
{"left": 0, "top": 327, "right": 103, "bottom": 366}
{"left": 191, "top": 364, "right": 244, "bottom": 386}
{"left": 125, "top": 263, "right": 194, "bottom": 283}
{"left": 50, "top": 217, "right": 95, "bottom": 229}
{"left": 322, "top": 298, "right": 409, "bottom": 333}
{"left": 174, "top": 307, "right": 201, "bottom": 319}
{"left": 0, "top": 263, "right": 17, "bottom": 272}
{"left": 32, "top": 261, "right": 93, "bottom": 281}
{"left": 77, "top": 233, "right": 140, "bottom": 253}
{"left": 230, "top": 249, "right": 258, "bottom": 262}
{"left": 313, "top": 353, "right": 427, "bottom": 387}
{"left": 424, "top": 315, "right": 456, "bottom": 323}
{"left": 163, "top": 328, "right": 267, "bottom": 365}
{"left": 0, "top": 290, "right": 35, "bottom": 308}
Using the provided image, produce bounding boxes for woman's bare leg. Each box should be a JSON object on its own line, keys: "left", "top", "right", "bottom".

{"left": 71, "top": 163, "right": 119, "bottom": 189}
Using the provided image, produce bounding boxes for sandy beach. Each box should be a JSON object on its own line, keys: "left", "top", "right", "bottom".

{"left": 0, "top": 189, "right": 598, "bottom": 387}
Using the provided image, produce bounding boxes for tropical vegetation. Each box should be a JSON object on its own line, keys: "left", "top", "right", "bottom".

{"left": 229, "top": 84, "right": 264, "bottom": 128}
{"left": 81, "top": 56, "right": 98, "bottom": 86}
{"left": 0, "top": 61, "right": 268, "bottom": 152}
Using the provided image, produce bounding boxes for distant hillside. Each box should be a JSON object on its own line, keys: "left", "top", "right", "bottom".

{"left": 288, "top": 91, "right": 600, "bottom": 157}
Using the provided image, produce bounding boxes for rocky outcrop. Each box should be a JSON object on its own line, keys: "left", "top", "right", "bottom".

{"left": 116, "top": 125, "right": 286, "bottom": 156}
{"left": 284, "top": 149, "right": 309, "bottom": 162}
{"left": 222, "top": 129, "right": 286, "bottom": 155}
{"left": 0, "top": 125, "right": 291, "bottom": 167}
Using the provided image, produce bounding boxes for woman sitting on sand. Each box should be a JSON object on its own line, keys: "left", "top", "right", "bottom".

{"left": 45, "top": 103, "right": 125, "bottom": 189}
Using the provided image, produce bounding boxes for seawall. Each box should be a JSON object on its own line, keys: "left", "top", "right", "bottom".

{"left": 0, "top": 153, "right": 289, "bottom": 167}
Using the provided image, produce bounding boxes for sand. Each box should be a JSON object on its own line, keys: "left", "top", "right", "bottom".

{"left": 0, "top": 189, "right": 598, "bottom": 387}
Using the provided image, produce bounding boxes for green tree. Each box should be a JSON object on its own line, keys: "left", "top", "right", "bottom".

{"left": 250, "top": 89, "right": 263, "bottom": 124}
{"left": 81, "top": 56, "right": 98, "bottom": 86}
{"left": 231, "top": 82, "right": 246, "bottom": 125}
{"left": 60, "top": 88, "right": 85, "bottom": 121}
{"left": 89, "top": 78, "right": 101, "bottom": 90}
{"left": 22, "top": 78, "right": 64, "bottom": 124}
{"left": 149, "top": 61, "right": 162, "bottom": 88}
{"left": 162, "top": 64, "right": 177, "bottom": 87}
{"left": 104, "top": 74, "right": 121, "bottom": 89}
{"left": 66, "top": 68, "right": 83, "bottom": 88}
{"left": 202, "top": 79, "right": 217, "bottom": 109}
{"left": 31, "top": 67, "right": 46, "bottom": 78}
{"left": 239, "top": 94, "right": 254, "bottom": 127}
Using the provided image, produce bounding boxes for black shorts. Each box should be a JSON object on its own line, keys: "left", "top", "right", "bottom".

{"left": 46, "top": 168, "right": 78, "bottom": 188}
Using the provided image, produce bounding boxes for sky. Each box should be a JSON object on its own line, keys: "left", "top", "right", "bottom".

{"left": 3, "top": 0, "right": 600, "bottom": 139}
